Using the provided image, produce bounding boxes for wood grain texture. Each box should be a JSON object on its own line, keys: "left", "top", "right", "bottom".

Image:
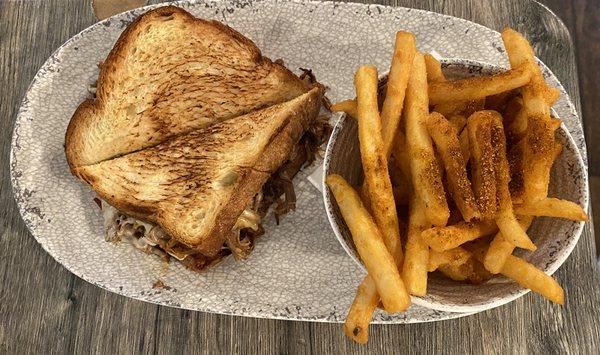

{"left": 0, "top": 0, "right": 598, "bottom": 353}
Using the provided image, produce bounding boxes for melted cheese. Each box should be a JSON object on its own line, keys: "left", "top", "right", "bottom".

{"left": 233, "top": 209, "right": 261, "bottom": 232}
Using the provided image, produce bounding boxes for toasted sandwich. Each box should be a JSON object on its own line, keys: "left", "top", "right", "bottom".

{"left": 65, "top": 6, "right": 310, "bottom": 168}
{"left": 65, "top": 6, "right": 330, "bottom": 271}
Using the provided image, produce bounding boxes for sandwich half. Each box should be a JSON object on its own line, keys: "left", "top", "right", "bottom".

{"left": 74, "top": 87, "right": 327, "bottom": 269}
{"left": 65, "top": 6, "right": 309, "bottom": 169}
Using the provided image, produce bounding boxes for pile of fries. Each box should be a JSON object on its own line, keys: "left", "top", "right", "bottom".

{"left": 328, "top": 28, "right": 587, "bottom": 344}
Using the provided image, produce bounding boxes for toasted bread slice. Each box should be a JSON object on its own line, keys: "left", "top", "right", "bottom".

{"left": 74, "top": 88, "right": 323, "bottom": 256}
{"left": 65, "top": 6, "right": 308, "bottom": 169}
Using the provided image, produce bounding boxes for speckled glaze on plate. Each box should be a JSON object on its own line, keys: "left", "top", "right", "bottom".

{"left": 323, "top": 60, "right": 588, "bottom": 313}
{"left": 10, "top": 0, "right": 587, "bottom": 322}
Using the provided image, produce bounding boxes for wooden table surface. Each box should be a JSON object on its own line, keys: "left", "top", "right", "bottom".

{"left": 1, "top": 0, "right": 599, "bottom": 353}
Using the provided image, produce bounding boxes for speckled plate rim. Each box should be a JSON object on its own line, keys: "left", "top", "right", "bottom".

{"left": 323, "top": 58, "right": 588, "bottom": 313}
{"left": 10, "top": 0, "right": 587, "bottom": 323}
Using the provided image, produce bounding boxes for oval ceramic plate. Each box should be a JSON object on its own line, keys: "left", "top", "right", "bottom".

{"left": 323, "top": 60, "right": 588, "bottom": 313}
{"left": 11, "top": 0, "right": 587, "bottom": 322}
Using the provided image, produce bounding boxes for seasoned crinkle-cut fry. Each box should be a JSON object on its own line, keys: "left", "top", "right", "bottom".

{"left": 425, "top": 112, "right": 479, "bottom": 221}
{"left": 380, "top": 31, "right": 416, "bottom": 157}
{"left": 428, "top": 247, "right": 471, "bottom": 272}
{"left": 428, "top": 65, "right": 532, "bottom": 105}
{"left": 467, "top": 111, "right": 498, "bottom": 219}
{"left": 405, "top": 53, "right": 449, "bottom": 226}
{"left": 484, "top": 215, "right": 533, "bottom": 274}
{"left": 422, "top": 220, "right": 497, "bottom": 252}
{"left": 501, "top": 255, "right": 564, "bottom": 305}
{"left": 355, "top": 66, "right": 404, "bottom": 267}
{"left": 331, "top": 99, "right": 358, "bottom": 118}
{"left": 424, "top": 53, "right": 445, "bottom": 83}
{"left": 326, "top": 174, "right": 410, "bottom": 312}
{"left": 514, "top": 198, "right": 588, "bottom": 221}
{"left": 343, "top": 276, "right": 378, "bottom": 344}
{"left": 402, "top": 197, "right": 430, "bottom": 296}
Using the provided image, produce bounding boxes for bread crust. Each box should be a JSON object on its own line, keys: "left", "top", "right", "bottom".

{"left": 65, "top": 6, "right": 308, "bottom": 170}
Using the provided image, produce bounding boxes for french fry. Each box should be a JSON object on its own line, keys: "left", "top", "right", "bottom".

{"left": 459, "top": 129, "right": 470, "bottom": 166}
{"left": 468, "top": 240, "right": 564, "bottom": 304}
{"left": 502, "top": 28, "right": 537, "bottom": 70}
{"left": 405, "top": 53, "right": 449, "bottom": 226}
{"left": 424, "top": 56, "right": 479, "bottom": 119}
{"left": 425, "top": 112, "right": 480, "bottom": 221}
{"left": 448, "top": 114, "right": 467, "bottom": 133}
{"left": 502, "top": 28, "right": 560, "bottom": 203}
{"left": 422, "top": 221, "right": 497, "bottom": 252}
{"left": 380, "top": 31, "right": 416, "bottom": 156}
{"left": 437, "top": 99, "right": 486, "bottom": 119}
{"left": 343, "top": 276, "right": 378, "bottom": 344}
{"left": 521, "top": 116, "right": 560, "bottom": 202}
{"left": 502, "top": 255, "right": 564, "bottom": 304}
{"left": 428, "top": 66, "right": 532, "bottom": 105}
{"left": 502, "top": 28, "right": 553, "bottom": 115}
{"left": 514, "top": 198, "right": 588, "bottom": 221}
{"left": 438, "top": 263, "right": 468, "bottom": 281}
{"left": 355, "top": 66, "right": 404, "bottom": 266}
{"left": 402, "top": 196, "right": 430, "bottom": 295}
{"left": 423, "top": 54, "right": 482, "bottom": 130}
{"left": 424, "top": 53, "right": 445, "bottom": 83}
{"left": 489, "top": 111, "right": 537, "bottom": 251}
{"left": 469, "top": 258, "right": 493, "bottom": 284}
{"left": 435, "top": 101, "right": 463, "bottom": 118}
{"left": 326, "top": 174, "right": 410, "bottom": 312}
{"left": 467, "top": 111, "right": 498, "bottom": 219}
{"left": 331, "top": 99, "right": 358, "bottom": 118}
{"left": 341, "top": 67, "right": 411, "bottom": 341}
{"left": 427, "top": 247, "right": 471, "bottom": 272}
{"left": 484, "top": 215, "right": 533, "bottom": 274}
{"left": 545, "top": 86, "right": 560, "bottom": 106}
{"left": 438, "top": 257, "right": 491, "bottom": 284}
